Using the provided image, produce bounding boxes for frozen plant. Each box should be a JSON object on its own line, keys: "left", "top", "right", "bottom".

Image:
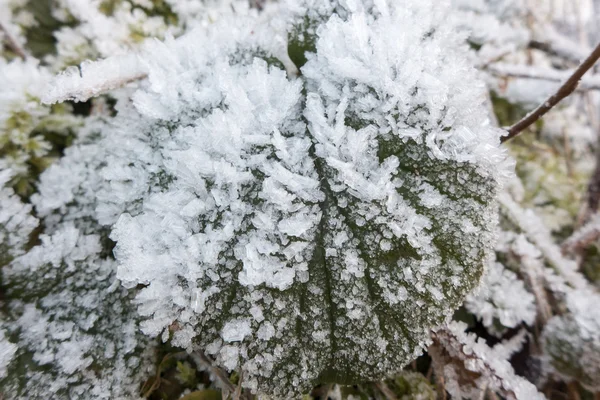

{"left": 465, "top": 261, "right": 536, "bottom": 336}
{"left": 39, "top": 0, "right": 510, "bottom": 396}
{"left": 0, "top": 224, "right": 157, "bottom": 399}
{"left": 430, "top": 322, "right": 544, "bottom": 400}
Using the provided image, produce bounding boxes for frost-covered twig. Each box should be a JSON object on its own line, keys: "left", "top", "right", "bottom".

{"left": 562, "top": 213, "right": 600, "bottom": 255}
{"left": 430, "top": 322, "right": 545, "bottom": 400}
{"left": 499, "top": 192, "right": 588, "bottom": 290}
{"left": 502, "top": 42, "right": 600, "bottom": 143}
{"left": 529, "top": 23, "right": 591, "bottom": 64}
{"left": 488, "top": 63, "right": 600, "bottom": 91}
{"left": 0, "top": 21, "right": 26, "bottom": 60}
{"left": 42, "top": 54, "right": 148, "bottom": 104}
{"left": 511, "top": 236, "right": 553, "bottom": 324}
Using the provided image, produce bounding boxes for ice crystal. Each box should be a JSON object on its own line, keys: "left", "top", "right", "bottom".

{"left": 9, "top": 0, "right": 512, "bottom": 396}
{"left": 0, "top": 329, "right": 17, "bottom": 380}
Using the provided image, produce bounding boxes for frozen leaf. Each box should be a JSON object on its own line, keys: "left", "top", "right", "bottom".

{"left": 88, "top": 0, "right": 511, "bottom": 396}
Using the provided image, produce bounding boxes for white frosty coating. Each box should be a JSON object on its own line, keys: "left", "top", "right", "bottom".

{"left": 0, "top": 224, "right": 156, "bottom": 399}
{"left": 465, "top": 262, "right": 536, "bottom": 336}
{"left": 0, "top": 168, "right": 38, "bottom": 263}
{"left": 542, "top": 290, "right": 600, "bottom": 391}
{"left": 433, "top": 322, "right": 545, "bottom": 400}
{"left": 0, "top": 329, "right": 17, "bottom": 379}
{"left": 0, "top": 0, "right": 31, "bottom": 58}
{"left": 487, "top": 63, "right": 600, "bottom": 91}
{"left": 42, "top": 1, "right": 287, "bottom": 104}
{"left": 509, "top": 234, "right": 553, "bottom": 322}
{"left": 42, "top": 54, "right": 147, "bottom": 104}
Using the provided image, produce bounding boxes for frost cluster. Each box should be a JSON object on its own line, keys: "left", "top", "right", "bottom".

{"left": 0, "top": 168, "right": 37, "bottom": 265}
{"left": 105, "top": 0, "right": 507, "bottom": 395}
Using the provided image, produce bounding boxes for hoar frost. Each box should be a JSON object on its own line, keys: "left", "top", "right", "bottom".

{"left": 37, "top": 0, "right": 509, "bottom": 397}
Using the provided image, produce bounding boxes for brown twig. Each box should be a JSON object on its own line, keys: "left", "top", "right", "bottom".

{"left": 502, "top": 42, "right": 600, "bottom": 143}
{"left": 0, "top": 22, "right": 26, "bottom": 60}
{"left": 567, "top": 381, "right": 581, "bottom": 400}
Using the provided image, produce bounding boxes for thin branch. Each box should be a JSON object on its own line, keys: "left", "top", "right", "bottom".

{"left": 502, "top": 42, "right": 600, "bottom": 143}
{"left": 0, "top": 22, "right": 26, "bottom": 60}
{"left": 562, "top": 213, "right": 600, "bottom": 255}
{"left": 487, "top": 63, "right": 600, "bottom": 91}
{"left": 529, "top": 24, "right": 591, "bottom": 64}
{"left": 528, "top": 39, "right": 588, "bottom": 64}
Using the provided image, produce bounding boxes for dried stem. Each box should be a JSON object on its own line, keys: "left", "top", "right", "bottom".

{"left": 502, "top": 42, "right": 600, "bottom": 143}
{"left": 0, "top": 22, "right": 26, "bottom": 60}
{"left": 487, "top": 63, "right": 600, "bottom": 91}
{"left": 567, "top": 381, "right": 581, "bottom": 400}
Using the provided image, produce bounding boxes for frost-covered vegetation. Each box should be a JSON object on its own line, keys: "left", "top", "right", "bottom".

{"left": 1, "top": 0, "right": 600, "bottom": 399}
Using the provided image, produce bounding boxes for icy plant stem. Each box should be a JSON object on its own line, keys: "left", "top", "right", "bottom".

{"left": 0, "top": 22, "right": 26, "bottom": 60}
{"left": 502, "top": 42, "right": 600, "bottom": 143}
